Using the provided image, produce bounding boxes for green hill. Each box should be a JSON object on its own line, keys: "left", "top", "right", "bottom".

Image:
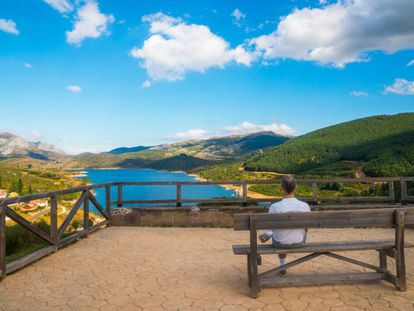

{"left": 243, "top": 113, "right": 414, "bottom": 177}
{"left": 145, "top": 154, "right": 213, "bottom": 171}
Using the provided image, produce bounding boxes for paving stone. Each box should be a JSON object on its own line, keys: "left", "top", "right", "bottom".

{"left": 0, "top": 227, "right": 413, "bottom": 310}
{"left": 281, "top": 299, "right": 308, "bottom": 311}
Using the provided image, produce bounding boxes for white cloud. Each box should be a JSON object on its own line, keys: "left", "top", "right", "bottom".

{"left": 66, "top": 1, "right": 115, "bottom": 46}
{"left": 231, "top": 8, "right": 246, "bottom": 27}
{"left": 24, "top": 63, "right": 33, "bottom": 68}
{"left": 43, "top": 0, "right": 73, "bottom": 13}
{"left": 231, "top": 8, "right": 246, "bottom": 22}
{"left": 0, "top": 19, "right": 19, "bottom": 35}
{"left": 249, "top": 0, "right": 414, "bottom": 68}
{"left": 30, "top": 129, "right": 43, "bottom": 140}
{"left": 408, "top": 60, "right": 414, "bottom": 67}
{"left": 384, "top": 79, "right": 414, "bottom": 95}
{"left": 170, "top": 121, "right": 295, "bottom": 141}
{"left": 171, "top": 129, "right": 209, "bottom": 141}
{"left": 350, "top": 91, "right": 368, "bottom": 97}
{"left": 130, "top": 12, "right": 254, "bottom": 82}
{"left": 142, "top": 80, "right": 151, "bottom": 88}
{"left": 66, "top": 85, "right": 82, "bottom": 92}
{"left": 223, "top": 121, "right": 295, "bottom": 136}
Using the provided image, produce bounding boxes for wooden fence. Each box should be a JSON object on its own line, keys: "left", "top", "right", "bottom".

{"left": 0, "top": 183, "right": 110, "bottom": 280}
{"left": 113, "top": 177, "right": 414, "bottom": 208}
{"left": 0, "top": 176, "right": 414, "bottom": 279}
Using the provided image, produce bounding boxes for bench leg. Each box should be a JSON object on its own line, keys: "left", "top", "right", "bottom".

{"left": 257, "top": 255, "right": 262, "bottom": 266}
{"left": 379, "top": 250, "right": 387, "bottom": 272}
{"left": 395, "top": 211, "right": 407, "bottom": 291}
{"left": 395, "top": 248, "right": 407, "bottom": 291}
{"left": 249, "top": 252, "right": 259, "bottom": 298}
{"left": 249, "top": 215, "right": 260, "bottom": 298}
{"left": 247, "top": 255, "right": 251, "bottom": 287}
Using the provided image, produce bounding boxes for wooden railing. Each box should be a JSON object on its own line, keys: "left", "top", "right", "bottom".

{"left": 0, "top": 183, "right": 110, "bottom": 280}
{"left": 112, "top": 177, "right": 414, "bottom": 209}
{"left": 1, "top": 176, "right": 413, "bottom": 279}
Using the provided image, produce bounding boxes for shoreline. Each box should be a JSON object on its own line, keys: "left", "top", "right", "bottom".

{"left": 189, "top": 173, "right": 275, "bottom": 199}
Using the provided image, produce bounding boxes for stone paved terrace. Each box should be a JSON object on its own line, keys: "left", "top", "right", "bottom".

{"left": 1, "top": 227, "right": 414, "bottom": 311}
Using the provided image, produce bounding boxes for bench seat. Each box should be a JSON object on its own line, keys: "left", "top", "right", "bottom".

{"left": 233, "top": 240, "right": 414, "bottom": 255}
{"left": 233, "top": 208, "right": 414, "bottom": 297}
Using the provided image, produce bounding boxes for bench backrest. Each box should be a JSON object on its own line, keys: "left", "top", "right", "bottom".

{"left": 233, "top": 208, "right": 414, "bottom": 231}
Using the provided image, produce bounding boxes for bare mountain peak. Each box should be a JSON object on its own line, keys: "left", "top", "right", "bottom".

{"left": 0, "top": 131, "right": 66, "bottom": 159}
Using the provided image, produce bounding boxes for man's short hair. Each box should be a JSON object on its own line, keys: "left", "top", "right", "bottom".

{"left": 281, "top": 175, "right": 296, "bottom": 194}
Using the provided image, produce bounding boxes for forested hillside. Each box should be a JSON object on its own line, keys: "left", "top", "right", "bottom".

{"left": 145, "top": 154, "right": 213, "bottom": 171}
{"left": 244, "top": 113, "right": 414, "bottom": 177}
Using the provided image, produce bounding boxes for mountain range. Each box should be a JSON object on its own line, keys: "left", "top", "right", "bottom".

{"left": 1, "top": 113, "right": 413, "bottom": 177}
{"left": 0, "top": 132, "right": 65, "bottom": 160}
{"left": 71, "top": 131, "right": 289, "bottom": 169}
{"left": 0, "top": 131, "right": 289, "bottom": 171}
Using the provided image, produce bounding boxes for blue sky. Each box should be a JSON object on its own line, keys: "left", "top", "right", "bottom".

{"left": 0, "top": 0, "right": 413, "bottom": 154}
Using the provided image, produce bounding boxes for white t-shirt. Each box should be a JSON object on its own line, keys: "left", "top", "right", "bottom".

{"left": 269, "top": 198, "right": 311, "bottom": 245}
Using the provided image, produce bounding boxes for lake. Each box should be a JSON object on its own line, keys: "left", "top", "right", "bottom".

{"left": 82, "top": 169, "right": 236, "bottom": 210}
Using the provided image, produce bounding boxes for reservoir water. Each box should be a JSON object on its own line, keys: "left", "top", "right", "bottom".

{"left": 83, "top": 169, "right": 237, "bottom": 209}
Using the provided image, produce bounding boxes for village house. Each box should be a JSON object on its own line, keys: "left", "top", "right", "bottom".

{"left": 0, "top": 189, "right": 7, "bottom": 199}
{"left": 19, "top": 200, "right": 49, "bottom": 213}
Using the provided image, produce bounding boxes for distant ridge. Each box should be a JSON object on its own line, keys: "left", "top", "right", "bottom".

{"left": 71, "top": 131, "right": 290, "bottom": 170}
{"left": 108, "top": 146, "right": 150, "bottom": 155}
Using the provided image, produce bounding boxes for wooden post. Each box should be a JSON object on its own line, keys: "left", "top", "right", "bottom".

{"left": 312, "top": 182, "right": 318, "bottom": 206}
{"left": 84, "top": 193, "right": 89, "bottom": 236}
{"left": 50, "top": 194, "right": 58, "bottom": 248}
{"left": 176, "top": 184, "right": 182, "bottom": 207}
{"left": 395, "top": 210, "right": 406, "bottom": 291}
{"left": 105, "top": 185, "right": 111, "bottom": 224}
{"left": 117, "top": 184, "right": 123, "bottom": 207}
{"left": 389, "top": 181, "right": 395, "bottom": 204}
{"left": 401, "top": 180, "right": 407, "bottom": 205}
{"left": 249, "top": 214, "right": 259, "bottom": 298}
{"left": 0, "top": 205, "right": 6, "bottom": 280}
{"left": 242, "top": 182, "right": 248, "bottom": 206}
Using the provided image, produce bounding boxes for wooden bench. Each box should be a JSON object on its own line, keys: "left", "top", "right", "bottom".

{"left": 232, "top": 208, "right": 414, "bottom": 298}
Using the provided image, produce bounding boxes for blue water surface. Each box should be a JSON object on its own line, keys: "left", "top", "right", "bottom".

{"left": 82, "top": 169, "right": 236, "bottom": 210}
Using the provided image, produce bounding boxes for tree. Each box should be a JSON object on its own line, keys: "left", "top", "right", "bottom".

{"left": 9, "top": 180, "right": 18, "bottom": 193}
{"left": 0, "top": 175, "right": 2, "bottom": 188}
{"left": 28, "top": 185, "right": 33, "bottom": 194}
{"left": 17, "top": 178, "right": 23, "bottom": 194}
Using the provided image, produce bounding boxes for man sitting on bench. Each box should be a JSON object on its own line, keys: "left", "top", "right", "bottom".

{"left": 258, "top": 175, "right": 310, "bottom": 273}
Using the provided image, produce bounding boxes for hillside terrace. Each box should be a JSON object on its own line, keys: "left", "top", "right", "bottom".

{"left": 1, "top": 177, "right": 414, "bottom": 310}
